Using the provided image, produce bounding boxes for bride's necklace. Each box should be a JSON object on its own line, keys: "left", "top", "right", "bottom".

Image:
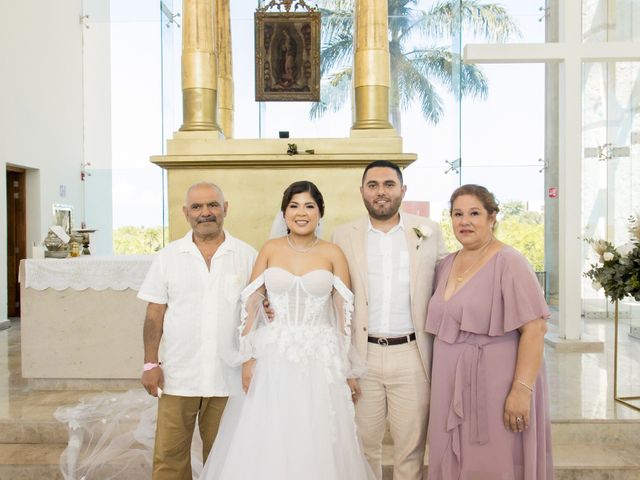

{"left": 286, "top": 235, "right": 319, "bottom": 253}
{"left": 455, "top": 237, "right": 494, "bottom": 283}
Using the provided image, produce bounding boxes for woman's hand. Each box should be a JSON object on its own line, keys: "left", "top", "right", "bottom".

{"left": 503, "top": 382, "right": 532, "bottom": 433}
{"left": 242, "top": 358, "right": 256, "bottom": 394}
{"left": 347, "top": 378, "right": 361, "bottom": 404}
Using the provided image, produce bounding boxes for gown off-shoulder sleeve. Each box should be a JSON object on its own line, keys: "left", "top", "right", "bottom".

{"left": 332, "top": 276, "right": 367, "bottom": 379}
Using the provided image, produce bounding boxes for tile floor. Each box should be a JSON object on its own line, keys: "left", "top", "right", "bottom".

{"left": 1, "top": 315, "right": 639, "bottom": 479}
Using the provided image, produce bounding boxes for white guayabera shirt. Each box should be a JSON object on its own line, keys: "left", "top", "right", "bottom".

{"left": 138, "top": 230, "right": 256, "bottom": 397}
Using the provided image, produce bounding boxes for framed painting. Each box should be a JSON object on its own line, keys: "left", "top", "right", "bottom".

{"left": 254, "top": 9, "right": 321, "bottom": 102}
{"left": 52, "top": 204, "right": 74, "bottom": 234}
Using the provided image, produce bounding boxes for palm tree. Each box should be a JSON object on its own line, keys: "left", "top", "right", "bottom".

{"left": 312, "top": 0, "right": 520, "bottom": 133}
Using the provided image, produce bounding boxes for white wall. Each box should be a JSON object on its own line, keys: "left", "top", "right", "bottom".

{"left": 0, "top": 0, "right": 113, "bottom": 321}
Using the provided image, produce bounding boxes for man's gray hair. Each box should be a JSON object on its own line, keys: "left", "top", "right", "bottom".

{"left": 184, "top": 182, "right": 225, "bottom": 206}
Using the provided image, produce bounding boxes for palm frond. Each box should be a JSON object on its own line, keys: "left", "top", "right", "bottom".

{"left": 320, "top": 35, "right": 353, "bottom": 75}
{"left": 408, "top": 47, "right": 487, "bottom": 99}
{"left": 309, "top": 66, "right": 352, "bottom": 120}
{"left": 391, "top": 52, "right": 443, "bottom": 123}
{"left": 318, "top": 7, "right": 353, "bottom": 45}
{"left": 311, "top": 0, "right": 517, "bottom": 123}
{"left": 419, "top": 0, "right": 521, "bottom": 42}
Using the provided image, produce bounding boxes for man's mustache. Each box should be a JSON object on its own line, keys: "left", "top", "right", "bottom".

{"left": 197, "top": 216, "right": 217, "bottom": 224}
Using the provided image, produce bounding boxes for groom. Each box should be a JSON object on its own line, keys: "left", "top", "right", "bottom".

{"left": 332, "top": 160, "right": 447, "bottom": 480}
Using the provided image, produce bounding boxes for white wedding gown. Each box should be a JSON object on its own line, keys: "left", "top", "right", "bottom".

{"left": 200, "top": 267, "right": 374, "bottom": 480}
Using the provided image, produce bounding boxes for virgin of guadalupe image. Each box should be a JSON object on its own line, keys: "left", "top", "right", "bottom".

{"left": 274, "top": 29, "right": 298, "bottom": 88}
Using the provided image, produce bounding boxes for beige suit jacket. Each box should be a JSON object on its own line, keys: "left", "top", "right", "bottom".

{"left": 332, "top": 213, "right": 448, "bottom": 380}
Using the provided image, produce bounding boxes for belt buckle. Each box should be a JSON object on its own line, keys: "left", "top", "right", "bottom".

{"left": 378, "top": 337, "right": 389, "bottom": 346}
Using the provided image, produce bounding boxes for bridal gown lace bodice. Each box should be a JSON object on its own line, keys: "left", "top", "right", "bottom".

{"left": 265, "top": 267, "right": 335, "bottom": 328}
{"left": 238, "top": 266, "right": 363, "bottom": 380}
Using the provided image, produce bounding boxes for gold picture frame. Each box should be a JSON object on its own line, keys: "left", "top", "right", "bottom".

{"left": 255, "top": 10, "right": 321, "bottom": 102}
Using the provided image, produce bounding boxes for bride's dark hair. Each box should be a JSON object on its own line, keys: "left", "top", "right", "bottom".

{"left": 280, "top": 180, "right": 325, "bottom": 217}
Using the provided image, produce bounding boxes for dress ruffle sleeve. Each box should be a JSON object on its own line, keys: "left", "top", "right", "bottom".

{"left": 332, "top": 276, "right": 367, "bottom": 379}
{"left": 491, "top": 249, "right": 550, "bottom": 334}
{"left": 236, "top": 274, "right": 268, "bottom": 364}
{"left": 426, "top": 249, "right": 550, "bottom": 342}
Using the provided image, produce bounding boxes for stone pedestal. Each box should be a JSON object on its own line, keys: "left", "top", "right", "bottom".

{"left": 152, "top": 131, "right": 416, "bottom": 247}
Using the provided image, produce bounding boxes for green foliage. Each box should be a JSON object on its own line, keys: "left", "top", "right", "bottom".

{"left": 500, "top": 201, "right": 543, "bottom": 224}
{"left": 439, "top": 200, "right": 544, "bottom": 271}
{"left": 113, "top": 226, "right": 167, "bottom": 255}
{"left": 496, "top": 218, "right": 544, "bottom": 271}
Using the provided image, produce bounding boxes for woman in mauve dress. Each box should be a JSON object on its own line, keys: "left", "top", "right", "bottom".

{"left": 426, "top": 185, "right": 553, "bottom": 480}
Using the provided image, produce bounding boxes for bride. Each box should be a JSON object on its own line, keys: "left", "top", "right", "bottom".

{"left": 200, "top": 180, "right": 374, "bottom": 479}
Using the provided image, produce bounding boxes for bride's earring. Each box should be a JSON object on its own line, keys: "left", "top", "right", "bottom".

{"left": 315, "top": 219, "right": 322, "bottom": 237}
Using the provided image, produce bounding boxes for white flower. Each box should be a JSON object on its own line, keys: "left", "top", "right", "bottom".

{"left": 603, "top": 252, "right": 614, "bottom": 261}
{"left": 415, "top": 225, "right": 432, "bottom": 238}
{"left": 413, "top": 225, "right": 432, "bottom": 250}
{"left": 592, "top": 281, "right": 602, "bottom": 291}
{"left": 617, "top": 243, "right": 634, "bottom": 257}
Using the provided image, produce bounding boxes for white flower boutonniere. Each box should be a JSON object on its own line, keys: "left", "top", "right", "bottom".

{"left": 413, "top": 224, "right": 433, "bottom": 250}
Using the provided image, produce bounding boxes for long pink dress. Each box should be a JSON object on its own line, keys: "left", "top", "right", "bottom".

{"left": 425, "top": 246, "right": 553, "bottom": 480}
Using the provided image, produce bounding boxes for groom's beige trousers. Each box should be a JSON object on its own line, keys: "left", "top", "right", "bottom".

{"left": 356, "top": 340, "right": 430, "bottom": 480}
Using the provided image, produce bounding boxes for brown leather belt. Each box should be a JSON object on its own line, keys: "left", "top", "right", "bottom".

{"left": 367, "top": 332, "right": 416, "bottom": 346}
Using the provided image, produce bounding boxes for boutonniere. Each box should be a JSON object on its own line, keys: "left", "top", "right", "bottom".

{"left": 413, "top": 225, "right": 432, "bottom": 250}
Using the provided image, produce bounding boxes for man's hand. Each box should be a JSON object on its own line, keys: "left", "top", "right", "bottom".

{"left": 347, "top": 378, "right": 361, "bottom": 404}
{"left": 242, "top": 358, "right": 256, "bottom": 393}
{"left": 141, "top": 365, "right": 164, "bottom": 397}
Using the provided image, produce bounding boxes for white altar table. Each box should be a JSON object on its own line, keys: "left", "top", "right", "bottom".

{"left": 19, "top": 256, "right": 154, "bottom": 382}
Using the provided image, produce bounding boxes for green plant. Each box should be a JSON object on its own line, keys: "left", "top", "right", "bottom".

{"left": 113, "top": 226, "right": 166, "bottom": 255}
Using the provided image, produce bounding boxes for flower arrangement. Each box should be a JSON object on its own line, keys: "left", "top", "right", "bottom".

{"left": 584, "top": 215, "right": 640, "bottom": 302}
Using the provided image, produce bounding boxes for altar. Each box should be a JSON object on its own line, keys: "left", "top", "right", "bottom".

{"left": 19, "top": 256, "right": 153, "bottom": 384}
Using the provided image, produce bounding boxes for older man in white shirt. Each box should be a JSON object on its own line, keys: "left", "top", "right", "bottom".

{"left": 139, "top": 182, "right": 256, "bottom": 480}
{"left": 333, "top": 161, "right": 447, "bottom": 480}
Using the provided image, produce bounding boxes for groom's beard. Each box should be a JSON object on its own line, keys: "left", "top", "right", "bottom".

{"left": 364, "top": 195, "right": 402, "bottom": 221}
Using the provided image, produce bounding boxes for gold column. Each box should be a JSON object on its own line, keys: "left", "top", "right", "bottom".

{"left": 352, "top": 0, "right": 392, "bottom": 130}
{"left": 180, "top": 0, "right": 220, "bottom": 131}
{"left": 216, "top": 0, "right": 234, "bottom": 138}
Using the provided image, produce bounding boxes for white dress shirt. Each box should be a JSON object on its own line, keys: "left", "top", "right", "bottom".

{"left": 138, "top": 230, "right": 256, "bottom": 397}
{"left": 367, "top": 215, "right": 414, "bottom": 336}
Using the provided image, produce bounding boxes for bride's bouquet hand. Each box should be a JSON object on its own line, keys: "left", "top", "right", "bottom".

{"left": 242, "top": 358, "right": 257, "bottom": 393}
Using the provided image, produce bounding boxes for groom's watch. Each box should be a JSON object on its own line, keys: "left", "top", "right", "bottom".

{"left": 143, "top": 362, "right": 161, "bottom": 371}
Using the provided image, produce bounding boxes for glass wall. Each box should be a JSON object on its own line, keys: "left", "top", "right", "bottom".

{"left": 108, "top": 1, "right": 167, "bottom": 254}
{"left": 581, "top": 0, "right": 640, "bottom": 319}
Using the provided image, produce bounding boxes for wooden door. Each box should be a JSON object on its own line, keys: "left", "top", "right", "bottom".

{"left": 6, "top": 168, "right": 26, "bottom": 318}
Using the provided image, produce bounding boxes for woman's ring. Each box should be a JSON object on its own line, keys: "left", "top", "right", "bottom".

{"left": 351, "top": 391, "right": 357, "bottom": 395}
{"left": 516, "top": 417, "right": 522, "bottom": 423}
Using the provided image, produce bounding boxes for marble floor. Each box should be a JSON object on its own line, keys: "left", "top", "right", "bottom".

{"left": 1, "top": 315, "right": 639, "bottom": 479}
{"left": 546, "top": 314, "right": 640, "bottom": 420}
